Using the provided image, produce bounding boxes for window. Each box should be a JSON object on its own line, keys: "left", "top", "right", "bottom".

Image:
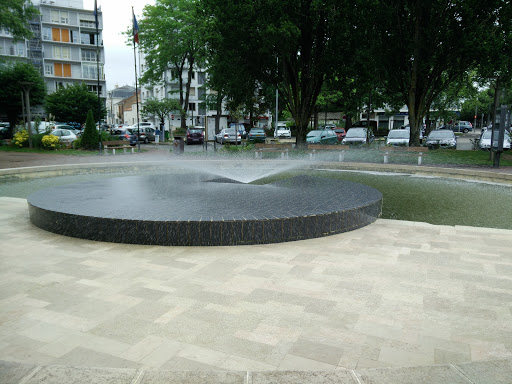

{"left": 44, "top": 64, "right": 54, "bottom": 76}
{"left": 10, "top": 42, "right": 25, "bottom": 56}
{"left": 189, "top": 103, "right": 196, "bottom": 111}
{"left": 81, "top": 50, "right": 96, "bottom": 62}
{"left": 55, "top": 81, "right": 64, "bottom": 89}
{"left": 52, "top": 28, "right": 70, "bottom": 42}
{"left": 80, "top": 32, "right": 96, "bottom": 45}
{"left": 82, "top": 63, "right": 103, "bottom": 79}
{"left": 198, "top": 72, "right": 206, "bottom": 85}
{"left": 80, "top": 20, "right": 96, "bottom": 28}
{"left": 54, "top": 63, "right": 71, "bottom": 77}
{"left": 189, "top": 87, "right": 196, "bottom": 96}
{"left": 42, "top": 27, "right": 51, "bottom": 41}
{"left": 190, "top": 71, "right": 195, "bottom": 79}
{"left": 87, "top": 85, "right": 102, "bottom": 94}
{"left": 53, "top": 46, "right": 70, "bottom": 59}
{"left": 51, "top": 10, "right": 68, "bottom": 24}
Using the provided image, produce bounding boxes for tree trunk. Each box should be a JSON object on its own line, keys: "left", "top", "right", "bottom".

{"left": 215, "top": 92, "right": 222, "bottom": 134}
{"left": 182, "top": 55, "right": 195, "bottom": 129}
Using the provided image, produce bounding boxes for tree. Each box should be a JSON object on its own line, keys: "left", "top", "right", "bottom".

{"left": 0, "top": 62, "right": 46, "bottom": 136}
{"left": 141, "top": 98, "right": 182, "bottom": 127}
{"left": 203, "top": 0, "right": 353, "bottom": 147}
{"left": 375, "top": 0, "right": 505, "bottom": 146}
{"left": 45, "top": 83, "right": 106, "bottom": 125}
{"left": 137, "top": 0, "right": 207, "bottom": 129}
{"left": 80, "top": 110, "right": 98, "bottom": 150}
{"left": 0, "top": 0, "right": 39, "bottom": 40}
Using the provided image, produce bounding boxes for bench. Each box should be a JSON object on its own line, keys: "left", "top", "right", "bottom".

{"left": 102, "top": 140, "right": 134, "bottom": 155}
{"left": 254, "top": 143, "right": 293, "bottom": 159}
{"left": 380, "top": 146, "right": 427, "bottom": 165}
{"left": 307, "top": 144, "right": 350, "bottom": 162}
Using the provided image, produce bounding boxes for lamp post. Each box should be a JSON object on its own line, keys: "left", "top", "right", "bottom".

{"left": 20, "top": 81, "right": 33, "bottom": 149}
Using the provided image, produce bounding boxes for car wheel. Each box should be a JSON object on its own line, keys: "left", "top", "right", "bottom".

{"left": 144, "top": 137, "right": 149, "bottom": 144}
{"left": 463, "top": 128, "right": 469, "bottom": 133}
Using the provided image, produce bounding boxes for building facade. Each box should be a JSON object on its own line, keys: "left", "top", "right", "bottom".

{"left": 0, "top": 0, "right": 106, "bottom": 98}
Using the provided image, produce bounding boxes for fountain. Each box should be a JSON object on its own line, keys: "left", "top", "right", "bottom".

{"left": 27, "top": 162, "right": 382, "bottom": 246}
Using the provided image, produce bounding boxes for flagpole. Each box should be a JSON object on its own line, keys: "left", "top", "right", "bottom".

{"left": 95, "top": 0, "right": 101, "bottom": 154}
{"left": 133, "top": 7, "right": 141, "bottom": 152}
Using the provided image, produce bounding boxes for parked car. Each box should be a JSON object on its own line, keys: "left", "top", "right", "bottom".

{"left": 216, "top": 128, "right": 241, "bottom": 144}
{"left": 306, "top": 129, "right": 338, "bottom": 145}
{"left": 50, "top": 128, "right": 77, "bottom": 144}
{"left": 401, "top": 124, "right": 424, "bottom": 142}
{"left": 130, "top": 126, "right": 156, "bottom": 143}
{"left": 0, "top": 126, "right": 11, "bottom": 140}
{"left": 386, "top": 129, "right": 410, "bottom": 146}
{"left": 341, "top": 127, "right": 374, "bottom": 145}
{"left": 274, "top": 124, "right": 292, "bottom": 139}
{"left": 333, "top": 128, "right": 346, "bottom": 141}
{"left": 247, "top": 128, "right": 266, "bottom": 143}
{"left": 425, "top": 129, "right": 457, "bottom": 149}
{"left": 186, "top": 127, "right": 204, "bottom": 144}
{"left": 229, "top": 123, "right": 247, "bottom": 139}
{"left": 111, "top": 128, "right": 137, "bottom": 146}
{"left": 448, "top": 121, "right": 473, "bottom": 133}
{"left": 479, "top": 130, "right": 511, "bottom": 150}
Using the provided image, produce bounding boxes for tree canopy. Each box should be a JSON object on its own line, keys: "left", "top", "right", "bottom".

{"left": 0, "top": 61, "right": 46, "bottom": 135}
{"left": 45, "top": 83, "right": 106, "bottom": 125}
{"left": 0, "top": 0, "right": 39, "bottom": 40}
{"left": 141, "top": 98, "right": 182, "bottom": 126}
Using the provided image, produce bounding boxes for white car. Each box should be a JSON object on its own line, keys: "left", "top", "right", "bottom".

{"left": 51, "top": 128, "right": 77, "bottom": 144}
{"left": 386, "top": 129, "right": 410, "bottom": 146}
{"left": 479, "top": 130, "right": 511, "bottom": 150}
{"left": 274, "top": 124, "right": 291, "bottom": 139}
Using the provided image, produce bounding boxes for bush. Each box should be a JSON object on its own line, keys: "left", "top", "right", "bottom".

{"left": 41, "top": 134, "right": 60, "bottom": 150}
{"left": 12, "top": 130, "right": 28, "bottom": 147}
{"left": 31, "top": 133, "right": 46, "bottom": 149}
{"left": 80, "top": 110, "right": 99, "bottom": 150}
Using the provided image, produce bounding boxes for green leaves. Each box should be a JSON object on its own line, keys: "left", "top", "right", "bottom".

{"left": 0, "top": 0, "right": 39, "bottom": 41}
{"left": 45, "top": 83, "right": 106, "bottom": 125}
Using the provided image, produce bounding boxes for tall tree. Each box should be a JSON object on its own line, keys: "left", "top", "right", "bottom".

{"left": 137, "top": 0, "right": 207, "bottom": 129}
{"left": 376, "top": 0, "right": 504, "bottom": 146}
{"left": 0, "top": 0, "right": 39, "bottom": 40}
{"left": 0, "top": 62, "right": 46, "bottom": 136}
{"left": 45, "top": 83, "right": 106, "bottom": 125}
{"left": 203, "top": 0, "right": 351, "bottom": 147}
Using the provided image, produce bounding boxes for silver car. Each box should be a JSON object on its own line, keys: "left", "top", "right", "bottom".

{"left": 479, "top": 130, "right": 511, "bottom": 150}
{"left": 216, "top": 128, "right": 241, "bottom": 144}
{"left": 425, "top": 130, "right": 457, "bottom": 149}
{"left": 386, "top": 129, "right": 410, "bottom": 146}
{"left": 342, "top": 127, "right": 374, "bottom": 145}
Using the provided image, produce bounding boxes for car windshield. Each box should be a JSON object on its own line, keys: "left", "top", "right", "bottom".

{"left": 307, "top": 131, "right": 323, "bottom": 137}
{"left": 225, "top": 128, "right": 236, "bottom": 134}
{"left": 388, "top": 130, "right": 409, "bottom": 139}
{"left": 429, "top": 131, "right": 454, "bottom": 139}
{"left": 189, "top": 129, "right": 202, "bottom": 134}
{"left": 346, "top": 128, "right": 366, "bottom": 138}
{"left": 334, "top": 129, "right": 345, "bottom": 133}
{"left": 482, "top": 130, "right": 500, "bottom": 139}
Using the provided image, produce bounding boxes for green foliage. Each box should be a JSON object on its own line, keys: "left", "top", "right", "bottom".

{"left": 80, "top": 110, "right": 99, "bottom": 150}
{"left": 220, "top": 142, "right": 254, "bottom": 152}
{"left": 45, "top": 83, "right": 106, "bottom": 125}
{"left": 0, "top": 62, "right": 46, "bottom": 135}
{"left": 41, "top": 134, "right": 60, "bottom": 150}
{"left": 0, "top": 0, "right": 39, "bottom": 40}
{"left": 12, "top": 130, "right": 28, "bottom": 147}
{"left": 141, "top": 98, "right": 182, "bottom": 125}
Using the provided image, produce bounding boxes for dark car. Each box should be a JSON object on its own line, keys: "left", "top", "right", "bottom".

{"left": 425, "top": 129, "right": 457, "bottom": 149}
{"left": 111, "top": 128, "right": 137, "bottom": 146}
{"left": 247, "top": 128, "right": 266, "bottom": 143}
{"left": 341, "top": 127, "right": 375, "bottom": 145}
{"left": 306, "top": 129, "right": 338, "bottom": 144}
{"left": 186, "top": 127, "right": 204, "bottom": 144}
{"left": 448, "top": 121, "right": 473, "bottom": 133}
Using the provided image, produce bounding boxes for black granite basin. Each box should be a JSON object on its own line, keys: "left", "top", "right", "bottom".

{"left": 27, "top": 174, "right": 382, "bottom": 246}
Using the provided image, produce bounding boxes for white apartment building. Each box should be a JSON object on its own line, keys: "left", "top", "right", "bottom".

{"left": 139, "top": 57, "right": 229, "bottom": 139}
{"left": 0, "top": 0, "right": 106, "bottom": 98}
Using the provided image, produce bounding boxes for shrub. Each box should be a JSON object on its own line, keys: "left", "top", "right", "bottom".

{"left": 12, "top": 130, "right": 28, "bottom": 147}
{"left": 41, "top": 134, "right": 60, "bottom": 150}
{"left": 80, "top": 110, "right": 99, "bottom": 150}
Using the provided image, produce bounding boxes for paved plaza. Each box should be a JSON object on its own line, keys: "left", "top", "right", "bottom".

{"left": 1, "top": 151, "right": 512, "bottom": 383}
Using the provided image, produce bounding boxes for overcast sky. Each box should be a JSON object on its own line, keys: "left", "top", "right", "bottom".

{"left": 83, "top": 0, "right": 155, "bottom": 90}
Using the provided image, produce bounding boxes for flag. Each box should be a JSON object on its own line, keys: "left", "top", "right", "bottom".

{"left": 93, "top": 0, "right": 98, "bottom": 28}
{"left": 133, "top": 12, "right": 139, "bottom": 44}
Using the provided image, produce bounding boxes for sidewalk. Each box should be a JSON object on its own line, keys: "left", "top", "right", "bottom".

{"left": 1, "top": 151, "right": 512, "bottom": 383}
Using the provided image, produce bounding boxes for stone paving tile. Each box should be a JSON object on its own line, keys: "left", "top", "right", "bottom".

{"left": 356, "top": 365, "right": 469, "bottom": 384}
{"left": 26, "top": 365, "right": 137, "bottom": 384}
{"left": 0, "top": 360, "right": 36, "bottom": 384}
{"left": 456, "top": 358, "right": 512, "bottom": 384}
{"left": 140, "top": 370, "right": 246, "bottom": 384}
{"left": 251, "top": 370, "right": 357, "bottom": 384}
{"left": 2, "top": 197, "right": 512, "bottom": 373}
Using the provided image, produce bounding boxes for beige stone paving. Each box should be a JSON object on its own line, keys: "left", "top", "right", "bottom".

{"left": 1, "top": 197, "right": 512, "bottom": 371}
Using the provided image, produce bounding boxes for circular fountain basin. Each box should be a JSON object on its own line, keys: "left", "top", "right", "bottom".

{"left": 27, "top": 174, "right": 382, "bottom": 246}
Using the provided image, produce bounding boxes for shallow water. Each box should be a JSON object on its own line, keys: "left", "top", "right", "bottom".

{"left": 1, "top": 167, "right": 511, "bottom": 230}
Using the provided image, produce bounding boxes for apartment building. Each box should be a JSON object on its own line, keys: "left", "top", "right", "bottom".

{"left": 0, "top": 0, "right": 106, "bottom": 98}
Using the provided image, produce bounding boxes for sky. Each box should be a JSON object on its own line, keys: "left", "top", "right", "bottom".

{"left": 83, "top": 0, "right": 155, "bottom": 90}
